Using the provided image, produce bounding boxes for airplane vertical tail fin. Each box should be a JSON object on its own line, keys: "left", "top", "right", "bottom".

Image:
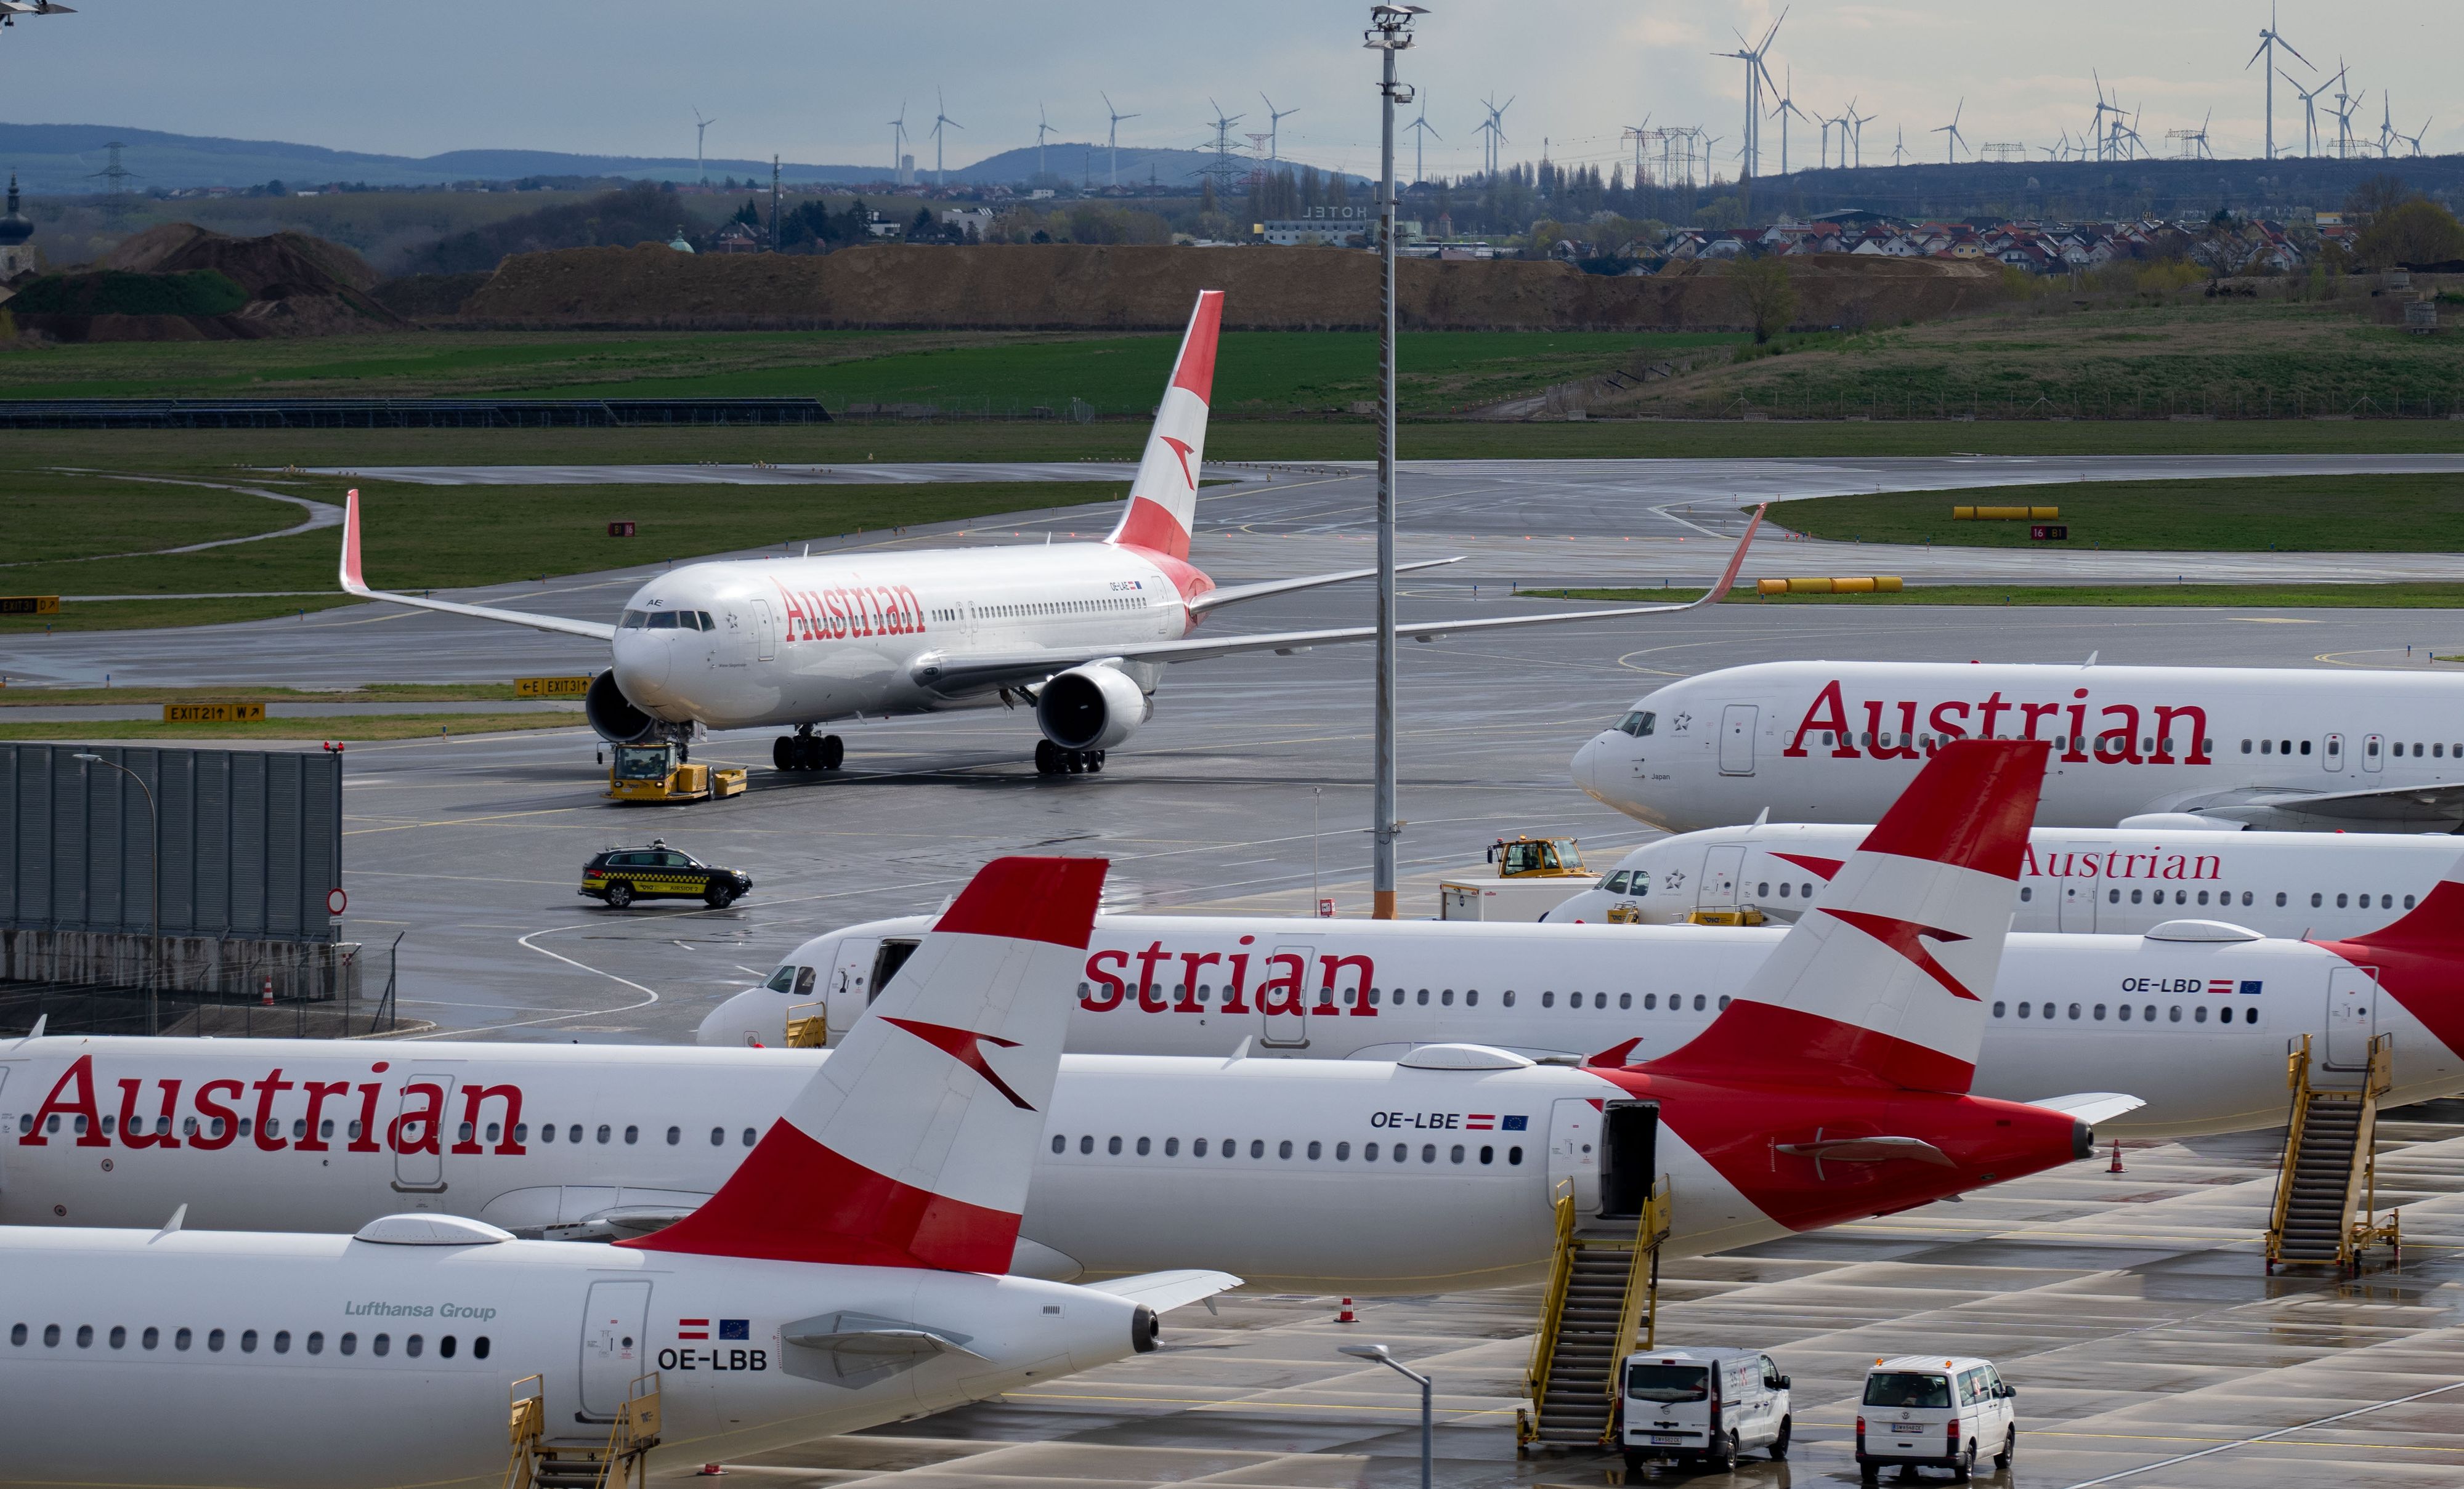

{"left": 1105, "top": 289, "right": 1221, "bottom": 562}
{"left": 1645, "top": 740, "right": 2046, "bottom": 1094}
{"left": 625, "top": 856, "right": 1106, "bottom": 1271}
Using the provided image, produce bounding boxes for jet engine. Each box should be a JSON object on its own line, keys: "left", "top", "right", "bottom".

{"left": 585, "top": 670, "right": 659, "bottom": 744}
{"left": 1035, "top": 663, "right": 1151, "bottom": 752}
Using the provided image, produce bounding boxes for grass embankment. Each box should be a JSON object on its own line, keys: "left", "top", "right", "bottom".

{"left": 1773, "top": 474, "right": 2464, "bottom": 551}
{"left": 0, "top": 683, "right": 524, "bottom": 705}
{"left": 0, "top": 713, "right": 582, "bottom": 741}
{"left": 0, "top": 470, "right": 1133, "bottom": 632}
{"left": 1597, "top": 293, "right": 2464, "bottom": 419}
{"left": 1531, "top": 583, "right": 2464, "bottom": 608}
{"left": 0, "top": 328, "right": 1738, "bottom": 418}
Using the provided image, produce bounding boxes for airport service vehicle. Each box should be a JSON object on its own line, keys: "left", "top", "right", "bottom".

{"left": 1438, "top": 834, "right": 1600, "bottom": 922}
{"left": 1541, "top": 820, "right": 2464, "bottom": 939}
{"left": 1574, "top": 659, "right": 2464, "bottom": 834}
{"left": 1856, "top": 1355, "right": 2017, "bottom": 1482}
{"left": 0, "top": 857, "right": 1238, "bottom": 1489}
{"left": 339, "top": 292, "right": 1761, "bottom": 776}
{"left": 606, "top": 740, "right": 747, "bottom": 804}
{"left": 703, "top": 853, "right": 2464, "bottom": 1141}
{"left": 580, "top": 839, "right": 752, "bottom": 909}
{"left": 6, "top": 744, "right": 2109, "bottom": 1291}
{"left": 1621, "top": 1347, "right": 1791, "bottom": 1472}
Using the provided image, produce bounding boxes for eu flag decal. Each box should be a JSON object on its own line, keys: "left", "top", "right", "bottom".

{"left": 2240, "top": 981, "right": 2264, "bottom": 996}
{"left": 1501, "top": 1115, "right": 1530, "bottom": 1132}
{"left": 719, "top": 1319, "right": 750, "bottom": 1341}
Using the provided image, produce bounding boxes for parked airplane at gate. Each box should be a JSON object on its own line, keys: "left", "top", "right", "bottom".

{"left": 0, "top": 857, "right": 1238, "bottom": 1489}
{"left": 702, "top": 861, "right": 2464, "bottom": 1142}
{"left": 1574, "top": 659, "right": 2464, "bottom": 833}
{"left": 339, "top": 292, "right": 1761, "bottom": 775}
{"left": 1541, "top": 821, "right": 2464, "bottom": 940}
{"left": 5, "top": 746, "right": 2108, "bottom": 1291}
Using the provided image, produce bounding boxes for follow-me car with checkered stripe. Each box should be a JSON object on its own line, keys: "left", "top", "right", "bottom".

{"left": 580, "top": 839, "right": 752, "bottom": 909}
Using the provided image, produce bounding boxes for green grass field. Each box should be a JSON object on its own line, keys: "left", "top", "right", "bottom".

{"left": 0, "top": 683, "right": 522, "bottom": 705}
{"left": 0, "top": 329, "right": 1739, "bottom": 417}
{"left": 1771, "top": 474, "right": 2464, "bottom": 551}
{"left": 1530, "top": 582, "right": 2464, "bottom": 607}
{"left": 0, "top": 712, "right": 581, "bottom": 741}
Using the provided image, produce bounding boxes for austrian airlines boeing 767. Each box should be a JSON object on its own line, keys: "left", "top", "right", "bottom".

{"left": 1576, "top": 659, "right": 2464, "bottom": 832}
{"left": 0, "top": 857, "right": 1238, "bottom": 1489}
{"left": 6, "top": 746, "right": 2104, "bottom": 1291}
{"left": 340, "top": 291, "right": 1761, "bottom": 775}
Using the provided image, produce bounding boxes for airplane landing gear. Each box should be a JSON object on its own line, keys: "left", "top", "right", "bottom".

{"left": 1034, "top": 740, "right": 1104, "bottom": 776}
{"left": 772, "top": 730, "right": 844, "bottom": 772}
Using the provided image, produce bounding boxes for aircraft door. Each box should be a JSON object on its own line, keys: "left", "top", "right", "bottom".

{"left": 2362, "top": 734, "right": 2385, "bottom": 774}
{"left": 1719, "top": 704, "right": 1758, "bottom": 776}
{"left": 1698, "top": 846, "right": 1743, "bottom": 910}
{"left": 2056, "top": 842, "right": 2102, "bottom": 930}
{"left": 2323, "top": 733, "right": 2344, "bottom": 773}
{"left": 1547, "top": 1099, "right": 1604, "bottom": 1217}
{"left": 1260, "top": 943, "right": 1312, "bottom": 1047}
{"left": 830, "top": 938, "right": 881, "bottom": 1012}
{"left": 751, "top": 599, "right": 777, "bottom": 662}
{"left": 578, "top": 1280, "right": 653, "bottom": 1421}
{"left": 1598, "top": 1101, "right": 1660, "bottom": 1221}
{"left": 718, "top": 606, "right": 753, "bottom": 668}
{"left": 389, "top": 1073, "right": 457, "bottom": 1193}
{"left": 2325, "top": 964, "right": 2378, "bottom": 1069}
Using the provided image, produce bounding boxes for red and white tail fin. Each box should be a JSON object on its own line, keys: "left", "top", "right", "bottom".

{"left": 1648, "top": 740, "right": 2046, "bottom": 1094}
{"left": 338, "top": 489, "right": 370, "bottom": 594}
{"left": 625, "top": 855, "right": 1105, "bottom": 1271}
{"left": 1106, "top": 289, "right": 1220, "bottom": 562}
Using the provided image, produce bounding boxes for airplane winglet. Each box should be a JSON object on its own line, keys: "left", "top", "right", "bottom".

{"left": 152, "top": 1204, "right": 187, "bottom": 1243}
{"left": 339, "top": 489, "right": 369, "bottom": 595}
{"left": 1583, "top": 1036, "right": 1644, "bottom": 1068}
{"left": 1695, "top": 503, "right": 1766, "bottom": 608}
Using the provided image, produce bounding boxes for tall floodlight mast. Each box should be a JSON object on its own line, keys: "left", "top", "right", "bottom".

{"left": 1260, "top": 93, "right": 1300, "bottom": 160}
{"left": 1364, "top": 2, "right": 1423, "bottom": 922}
{"left": 693, "top": 108, "right": 717, "bottom": 184}
{"left": 1103, "top": 91, "right": 1140, "bottom": 187}
{"left": 2243, "top": 1, "right": 2313, "bottom": 160}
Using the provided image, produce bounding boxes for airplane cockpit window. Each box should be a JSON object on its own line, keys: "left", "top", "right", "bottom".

{"left": 765, "top": 965, "right": 797, "bottom": 992}
{"left": 1616, "top": 711, "right": 1656, "bottom": 738}
{"left": 647, "top": 612, "right": 680, "bottom": 630}
{"left": 795, "top": 965, "right": 817, "bottom": 995}
{"left": 619, "top": 610, "right": 650, "bottom": 629}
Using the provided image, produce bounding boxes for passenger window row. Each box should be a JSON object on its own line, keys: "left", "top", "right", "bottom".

{"left": 1993, "top": 1000, "right": 2259, "bottom": 1025}
{"left": 1817, "top": 732, "right": 2215, "bottom": 755}
{"left": 1048, "top": 1133, "right": 1525, "bottom": 1166}
{"left": 7, "top": 1320, "right": 489, "bottom": 1360}
{"left": 17, "top": 1110, "right": 769, "bottom": 1148}
{"left": 984, "top": 598, "right": 1140, "bottom": 619}
{"left": 1078, "top": 983, "right": 1732, "bottom": 1015}
{"left": 1748, "top": 881, "right": 1821, "bottom": 900}
{"left": 2244, "top": 738, "right": 2455, "bottom": 758}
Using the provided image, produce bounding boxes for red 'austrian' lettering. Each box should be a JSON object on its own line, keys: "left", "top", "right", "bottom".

{"left": 1783, "top": 680, "right": 2211, "bottom": 765}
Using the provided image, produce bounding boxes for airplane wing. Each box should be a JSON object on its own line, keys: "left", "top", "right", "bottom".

{"left": 913, "top": 505, "right": 1765, "bottom": 699}
{"left": 2217, "top": 780, "right": 2464, "bottom": 825}
{"left": 338, "top": 488, "right": 617, "bottom": 642}
{"left": 1079, "top": 1268, "right": 1243, "bottom": 1313}
{"left": 1188, "top": 557, "right": 1464, "bottom": 615}
{"left": 2025, "top": 1092, "right": 2147, "bottom": 1126}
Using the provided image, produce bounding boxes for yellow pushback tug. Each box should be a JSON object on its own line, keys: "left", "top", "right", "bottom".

{"left": 606, "top": 741, "right": 748, "bottom": 805}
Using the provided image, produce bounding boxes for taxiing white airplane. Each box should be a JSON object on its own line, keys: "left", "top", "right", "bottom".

{"left": 1542, "top": 821, "right": 2464, "bottom": 939}
{"left": 0, "top": 857, "right": 1238, "bottom": 1488}
{"left": 703, "top": 853, "right": 2464, "bottom": 1142}
{"left": 6, "top": 745, "right": 2107, "bottom": 1291}
{"left": 340, "top": 291, "right": 1760, "bottom": 775}
{"left": 1574, "top": 658, "right": 2464, "bottom": 833}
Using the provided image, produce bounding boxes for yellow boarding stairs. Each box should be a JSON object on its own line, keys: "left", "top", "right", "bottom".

{"left": 505, "top": 1372, "right": 662, "bottom": 1489}
{"left": 1517, "top": 1178, "right": 1672, "bottom": 1451}
{"left": 783, "top": 999, "right": 829, "bottom": 1049}
{"left": 2265, "top": 1033, "right": 2401, "bottom": 1275}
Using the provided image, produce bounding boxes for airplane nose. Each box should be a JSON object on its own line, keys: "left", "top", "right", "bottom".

{"left": 1571, "top": 738, "right": 1601, "bottom": 797}
{"left": 612, "top": 632, "right": 672, "bottom": 701}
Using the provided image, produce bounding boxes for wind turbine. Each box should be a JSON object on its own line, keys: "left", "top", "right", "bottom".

{"left": 1621, "top": 117, "right": 1651, "bottom": 185}
{"left": 1768, "top": 67, "right": 1809, "bottom": 174}
{"left": 1891, "top": 126, "right": 1908, "bottom": 166}
{"left": 1260, "top": 93, "right": 1299, "bottom": 161}
{"left": 1477, "top": 94, "right": 1514, "bottom": 177}
{"left": 2331, "top": 66, "right": 2360, "bottom": 159}
{"left": 886, "top": 101, "right": 907, "bottom": 180}
{"left": 1406, "top": 95, "right": 1441, "bottom": 184}
{"left": 2378, "top": 94, "right": 2402, "bottom": 158}
{"left": 2242, "top": 0, "right": 2312, "bottom": 161}
{"left": 1848, "top": 100, "right": 1876, "bottom": 167}
{"left": 1101, "top": 91, "right": 1139, "bottom": 187}
{"left": 1931, "top": 98, "right": 1967, "bottom": 163}
{"left": 928, "top": 87, "right": 962, "bottom": 185}
{"left": 2189, "top": 107, "right": 2216, "bottom": 159}
{"left": 2286, "top": 66, "right": 2338, "bottom": 155}
{"left": 1712, "top": 8, "right": 1785, "bottom": 178}
{"left": 692, "top": 108, "right": 716, "bottom": 184}
{"left": 2399, "top": 115, "right": 2432, "bottom": 157}
{"left": 1035, "top": 103, "right": 1055, "bottom": 182}
{"left": 2088, "top": 70, "right": 2125, "bottom": 161}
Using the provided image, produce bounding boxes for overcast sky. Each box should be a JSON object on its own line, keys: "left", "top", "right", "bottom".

{"left": 1, "top": 1, "right": 2454, "bottom": 176}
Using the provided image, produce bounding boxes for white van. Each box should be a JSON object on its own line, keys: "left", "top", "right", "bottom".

{"left": 1857, "top": 1355, "right": 2017, "bottom": 1482}
{"left": 1619, "top": 1347, "right": 1791, "bottom": 1471}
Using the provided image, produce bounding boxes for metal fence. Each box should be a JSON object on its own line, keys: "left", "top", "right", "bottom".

{"left": 0, "top": 744, "right": 342, "bottom": 943}
{"left": 0, "top": 934, "right": 400, "bottom": 1039}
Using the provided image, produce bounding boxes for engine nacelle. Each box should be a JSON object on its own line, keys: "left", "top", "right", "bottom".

{"left": 1036, "top": 664, "right": 1150, "bottom": 752}
{"left": 585, "top": 670, "right": 659, "bottom": 744}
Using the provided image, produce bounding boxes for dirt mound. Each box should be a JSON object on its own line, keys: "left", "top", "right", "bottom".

{"left": 367, "top": 270, "right": 494, "bottom": 320}
{"left": 13, "top": 224, "right": 408, "bottom": 342}
{"left": 457, "top": 243, "right": 2018, "bottom": 332}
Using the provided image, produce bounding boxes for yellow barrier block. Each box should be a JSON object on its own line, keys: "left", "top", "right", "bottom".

{"left": 164, "top": 703, "right": 266, "bottom": 723}
{"left": 1756, "top": 578, "right": 1789, "bottom": 595}
{"left": 0, "top": 595, "right": 61, "bottom": 616}
{"left": 1953, "top": 505, "right": 2059, "bottom": 520}
{"left": 516, "top": 676, "right": 594, "bottom": 698}
{"left": 1756, "top": 577, "right": 1905, "bottom": 596}
{"left": 1788, "top": 578, "right": 1834, "bottom": 593}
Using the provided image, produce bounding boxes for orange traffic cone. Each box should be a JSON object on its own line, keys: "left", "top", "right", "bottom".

{"left": 2108, "top": 1138, "right": 2125, "bottom": 1174}
{"left": 696, "top": 1466, "right": 726, "bottom": 1477}
{"left": 1335, "top": 1298, "right": 1358, "bottom": 1324}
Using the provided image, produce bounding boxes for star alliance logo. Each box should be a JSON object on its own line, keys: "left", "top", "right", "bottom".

{"left": 1671, "top": 712, "right": 1692, "bottom": 733}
